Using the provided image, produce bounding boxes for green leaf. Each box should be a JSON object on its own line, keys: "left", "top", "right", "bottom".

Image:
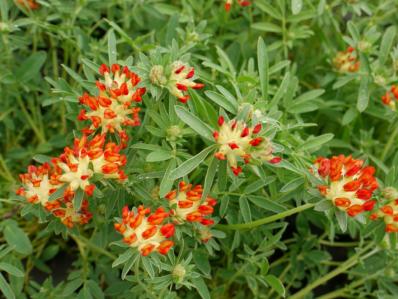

{"left": 16, "top": 51, "right": 47, "bottom": 82}
{"left": 112, "top": 249, "right": 134, "bottom": 268}
{"left": 86, "top": 280, "right": 104, "bottom": 299}
{"left": 108, "top": 29, "right": 117, "bottom": 65}
{"left": 73, "top": 189, "right": 84, "bottom": 211}
{"left": 146, "top": 150, "right": 173, "bottom": 162}
{"left": 248, "top": 196, "right": 287, "bottom": 213}
{"left": 0, "top": 273, "right": 15, "bottom": 299}
{"left": 291, "top": 0, "right": 303, "bottom": 14}
{"left": 121, "top": 253, "right": 139, "bottom": 280}
{"left": 159, "top": 159, "right": 176, "bottom": 198}
{"left": 142, "top": 257, "right": 155, "bottom": 278}
{"left": 257, "top": 37, "right": 269, "bottom": 100}
{"left": 175, "top": 106, "right": 214, "bottom": 140}
{"left": 251, "top": 22, "right": 282, "bottom": 33}
{"left": 347, "top": 21, "right": 360, "bottom": 43}
{"left": 265, "top": 275, "right": 285, "bottom": 297}
{"left": 201, "top": 156, "right": 218, "bottom": 201}
{"left": 32, "top": 154, "right": 52, "bottom": 164}
{"left": 205, "top": 91, "right": 237, "bottom": 114}
{"left": 62, "top": 279, "right": 83, "bottom": 296}
{"left": 280, "top": 177, "right": 304, "bottom": 193}
{"left": 335, "top": 210, "right": 347, "bottom": 232}
{"left": 379, "top": 26, "right": 396, "bottom": 65}
{"left": 269, "top": 72, "right": 290, "bottom": 108}
{"left": 0, "top": 263, "right": 24, "bottom": 277}
{"left": 193, "top": 250, "right": 210, "bottom": 276}
{"left": 169, "top": 145, "right": 216, "bottom": 180}
{"left": 239, "top": 196, "right": 252, "bottom": 222}
{"left": 4, "top": 224, "right": 32, "bottom": 255}
{"left": 192, "top": 277, "right": 211, "bottom": 299}
{"left": 357, "top": 76, "right": 369, "bottom": 112}
{"left": 49, "top": 184, "right": 67, "bottom": 201}
{"left": 301, "top": 133, "right": 334, "bottom": 151}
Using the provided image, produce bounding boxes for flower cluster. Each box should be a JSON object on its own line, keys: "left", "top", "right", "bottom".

{"left": 224, "top": 0, "right": 251, "bottom": 12}
{"left": 333, "top": 47, "right": 360, "bottom": 73}
{"left": 381, "top": 85, "right": 398, "bottom": 111}
{"left": 165, "top": 181, "right": 217, "bottom": 226}
{"left": 16, "top": 163, "right": 92, "bottom": 228}
{"left": 313, "top": 155, "right": 378, "bottom": 217}
{"left": 52, "top": 134, "right": 127, "bottom": 196}
{"left": 114, "top": 205, "right": 175, "bottom": 256}
{"left": 78, "top": 64, "right": 146, "bottom": 147}
{"left": 149, "top": 61, "right": 204, "bottom": 103}
{"left": 213, "top": 116, "right": 281, "bottom": 176}
{"left": 370, "top": 200, "right": 398, "bottom": 232}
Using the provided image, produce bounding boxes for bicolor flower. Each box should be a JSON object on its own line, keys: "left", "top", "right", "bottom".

{"left": 381, "top": 85, "right": 398, "bottom": 111}
{"left": 17, "top": 164, "right": 92, "bottom": 228}
{"left": 333, "top": 47, "right": 360, "bottom": 73}
{"left": 224, "top": 0, "right": 251, "bottom": 12}
{"left": 16, "top": 0, "right": 39, "bottom": 9}
{"left": 52, "top": 134, "right": 127, "bottom": 196}
{"left": 79, "top": 64, "right": 146, "bottom": 146}
{"left": 165, "top": 181, "right": 217, "bottom": 225}
{"left": 213, "top": 116, "right": 281, "bottom": 176}
{"left": 114, "top": 205, "right": 175, "bottom": 256}
{"left": 150, "top": 61, "right": 204, "bottom": 103}
{"left": 370, "top": 199, "right": 398, "bottom": 232}
{"left": 313, "top": 155, "right": 378, "bottom": 217}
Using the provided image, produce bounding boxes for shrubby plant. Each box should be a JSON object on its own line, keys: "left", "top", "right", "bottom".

{"left": 1, "top": 0, "right": 398, "bottom": 298}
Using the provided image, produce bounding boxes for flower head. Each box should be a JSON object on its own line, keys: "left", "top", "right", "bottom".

{"left": 150, "top": 61, "right": 204, "bottom": 103}
{"left": 313, "top": 155, "right": 378, "bottom": 217}
{"left": 224, "top": 0, "right": 251, "bottom": 11}
{"left": 370, "top": 199, "right": 398, "bottom": 232}
{"left": 333, "top": 47, "right": 360, "bottom": 73}
{"left": 213, "top": 116, "right": 281, "bottom": 176}
{"left": 79, "top": 64, "right": 146, "bottom": 146}
{"left": 17, "top": 164, "right": 92, "bottom": 228}
{"left": 381, "top": 85, "right": 398, "bottom": 111}
{"left": 114, "top": 205, "right": 175, "bottom": 256}
{"left": 165, "top": 181, "right": 217, "bottom": 225}
{"left": 52, "top": 134, "right": 127, "bottom": 196}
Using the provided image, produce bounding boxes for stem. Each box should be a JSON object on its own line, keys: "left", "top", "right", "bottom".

{"left": 216, "top": 203, "right": 315, "bottom": 230}
{"left": 289, "top": 243, "right": 377, "bottom": 299}
{"left": 319, "top": 240, "right": 359, "bottom": 247}
{"left": 16, "top": 96, "right": 46, "bottom": 143}
{"left": 72, "top": 235, "right": 116, "bottom": 260}
{"left": 317, "top": 275, "right": 375, "bottom": 299}
{"left": 381, "top": 124, "right": 398, "bottom": 161}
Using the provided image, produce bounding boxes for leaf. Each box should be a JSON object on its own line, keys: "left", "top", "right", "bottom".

{"left": 62, "top": 279, "right": 83, "bottom": 296}
{"left": 347, "top": 21, "right": 360, "bottom": 43}
{"left": 269, "top": 72, "right": 290, "bottom": 108}
{"left": 146, "top": 151, "right": 172, "bottom": 162}
{"left": 244, "top": 177, "right": 276, "bottom": 194}
{"left": 0, "top": 273, "right": 14, "bottom": 299}
{"left": 15, "top": 51, "right": 47, "bottom": 82}
{"left": 239, "top": 196, "right": 252, "bottom": 223}
{"left": 142, "top": 257, "right": 155, "bottom": 278}
{"left": 265, "top": 275, "right": 285, "bottom": 297}
{"left": 192, "top": 277, "right": 211, "bottom": 299}
{"left": 248, "top": 196, "right": 287, "bottom": 213}
{"left": 159, "top": 159, "right": 176, "bottom": 197}
{"left": 4, "top": 224, "right": 32, "bottom": 255}
{"left": 280, "top": 177, "right": 304, "bottom": 193}
{"left": 205, "top": 91, "right": 237, "bottom": 114}
{"left": 169, "top": 145, "right": 215, "bottom": 180}
{"left": 201, "top": 156, "right": 218, "bottom": 201}
{"left": 379, "top": 26, "right": 396, "bottom": 65}
{"left": 314, "top": 200, "right": 333, "bottom": 212}
{"left": 32, "top": 154, "right": 52, "bottom": 163}
{"left": 49, "top": 184, "right": 67, "bottom": 201}
{"left": 73, "top": 189, "right": 84, "bottom": 211}
{"left": 291, "top": 0, "right": 303, "bottom": 14}
{"left": 108, "top": 29, "right": 117, "bottom": 65}
{"left": 175, "top": 106, "right": 213, "bottom": 140}
{"left": 257, "top": 37, "right": 269, "bottom": 100}
{"left": 251, "top": 22, "right": 282, "bottom": 33}
{"left": 357, "top": 76, "right": 369, "bottom": 112}
{"left": 112, "top": 249, "right": 134, "bottom": 268}
{"left": 193, "top": 250, "right": 210, "bottom": 276}
{"left": 301, "top": 133, "right": 334, "bottom": 151}
{"left": 0, "top": 263, "right": 24, "bottom": 277}
{"left": 335, "top": 210, "right": 347, "bottom": 232}
{"left": 121, "top": 253, "right": 139, "bottom": 280}
{"left": 293, "top": 89, "right": 324, "bottom": 103}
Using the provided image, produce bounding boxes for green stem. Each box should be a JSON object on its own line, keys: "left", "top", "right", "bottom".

{"left": 72, "top": 235, "right": 116, "bottom": 260}
{"left": 319, "top": 240, "right": 359, "bottom": 247}
{"left": 289, "top": 243, "right": 378, "bottom": 299}
{"left": 216, "top": 203, "right": 315, "bottom": 230}
{"left": 317, "top": 275, "right": 374, "bottom": 299}
{"left": 16, "top": 96, "right": 46, "bottom": 143}
{"left": 381, "top": 124, "right": 398, "bottom": 161}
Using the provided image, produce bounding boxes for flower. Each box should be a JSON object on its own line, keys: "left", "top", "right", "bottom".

{"left": 52, "top": 134, "right": 127, "bottom": 196}
{"left": 381, "top": 85, "right": 398, "bottom": 111}
{"left": 150, "top": 61, "right": 204, "bottom": 103}
{"left": 16, "top": 164, "right": 92, "bottom": 228}
{"left": 16, "top": 0, "right": 39, "bottom": 9}
{"left": 333, "top": 47, "right": 360, "bottom": 73}
{"left": 213, "top": 116, "right": 281, "bottom": 176}
{"left": 114, "top": 205, "right": 175, "bottom": 256}
{"left": 313, "top": 155, "right": 378, "bottom": 217}
{"left": 165, "top": 181, "right": 217, "bottom": 225}
{"left": 224, "top": 0, "right": 251, "bottom": 12}
{"left": 78, "top": 64, "right": 146, "bottom": 147}
{"left": 370, "top": 199, "right": 398, "bottom": 232}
